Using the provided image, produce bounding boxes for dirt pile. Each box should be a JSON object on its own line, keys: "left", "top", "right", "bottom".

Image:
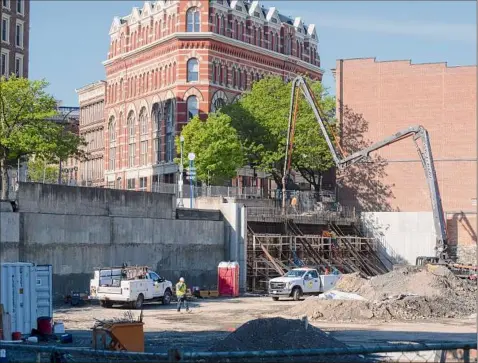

{"left": 208, "top": 318, "right": 366, "bottom": 362}
{"left": 209, "top": 317, "right": 346, "bottom": 352}
{"left": 287, "top": 266, "right": 477, "bottom": 322}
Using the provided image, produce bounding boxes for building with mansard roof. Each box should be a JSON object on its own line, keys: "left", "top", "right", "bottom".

{"left": 101, "top": 0, "right": 323, "bottom": 191}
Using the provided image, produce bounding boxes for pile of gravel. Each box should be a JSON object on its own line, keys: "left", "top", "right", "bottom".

{"left": 287, "top": 266, "right": 476, "bottom": 322}
{"left": 208, "top": 318, "right": 367, "bottom": 362}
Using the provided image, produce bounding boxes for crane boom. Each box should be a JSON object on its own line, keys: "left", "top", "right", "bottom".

{"left": 284, "top": 76, "right": 449, "bottom": 261}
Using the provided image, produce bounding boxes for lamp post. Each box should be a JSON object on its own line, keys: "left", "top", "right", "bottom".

{"left": 188, "top": 152, "right": 196, "bottom": 209}
{"left": 177, "top": 136, "right": 185, "bottom": 208}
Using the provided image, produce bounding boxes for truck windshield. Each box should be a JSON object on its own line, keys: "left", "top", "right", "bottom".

{"left": 284, "top": 270, "right": 307, "bottom": 277}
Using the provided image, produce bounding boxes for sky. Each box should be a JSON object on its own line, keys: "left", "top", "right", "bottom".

{"left": 29, "top": 1, "right": 477, "bottom": 106}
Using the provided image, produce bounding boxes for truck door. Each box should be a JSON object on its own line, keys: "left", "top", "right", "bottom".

{"left": 303, "top": 270, "right": 320, "bottom": 293}
{"left": 149, "top": 272, "right": 164, "bottom": 298}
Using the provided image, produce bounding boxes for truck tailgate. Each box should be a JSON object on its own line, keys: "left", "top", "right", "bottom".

{"left": 98, "top": 286, "right": 122, "bottom": 294}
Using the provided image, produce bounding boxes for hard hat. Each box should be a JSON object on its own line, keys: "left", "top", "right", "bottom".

{"left": 180, "top": 277, "right": 185, "bottom": 282}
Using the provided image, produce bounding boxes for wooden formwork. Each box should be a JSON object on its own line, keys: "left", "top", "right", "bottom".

{"left": 247, "top": 231, "right": 387, "bottom": 292}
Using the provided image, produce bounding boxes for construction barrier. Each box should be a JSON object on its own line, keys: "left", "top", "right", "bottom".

{"left": 0, "top": 340, "right": 476, "bottom": 362}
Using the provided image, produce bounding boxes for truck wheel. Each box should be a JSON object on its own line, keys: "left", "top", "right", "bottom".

{"left": 100, "top": 300, "right": 112, "bottom": 308}
{"left": 272, "top": 296, "right": 279, "bottom": 301}
{"left": 134, "top": 294, "right": 144, "bottom": 310}
{"left": 292, "top": 287, "right": 302, "bottom": 301}
{"left": 162, "top": 290, "right": 172, "bottom": 305}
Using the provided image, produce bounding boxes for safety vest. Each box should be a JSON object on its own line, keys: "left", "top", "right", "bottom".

{"left": 176, "top": 282, "right": 186, "bottom": 296}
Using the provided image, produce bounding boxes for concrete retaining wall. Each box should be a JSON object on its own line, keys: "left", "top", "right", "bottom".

{"left": 361, "top": 212, "right": 436, "bottom": 269}
{"left": 0, "top": 183, "right": 226, "bottom": 297}
{"left": 361, "top": 211, "right": 477, "bottom": 267}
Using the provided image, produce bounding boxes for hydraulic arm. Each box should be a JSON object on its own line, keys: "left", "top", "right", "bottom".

{"left": 283, "top": 76, "right": 449, "bottom": 261}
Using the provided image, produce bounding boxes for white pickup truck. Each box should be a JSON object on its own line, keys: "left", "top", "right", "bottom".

{"left": 268, "top": 267, "right": 341, "bottom": 301}
{"left": 89, "top": 266, "right": 173, "bottom": 309}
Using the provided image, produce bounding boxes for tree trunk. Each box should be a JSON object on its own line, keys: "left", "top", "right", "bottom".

{"left": 0, "top": 157, "right": 10, "bottom": 200}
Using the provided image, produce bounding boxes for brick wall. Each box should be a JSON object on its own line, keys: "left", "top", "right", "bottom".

{"left": 334, "top": 58, "right": 476, "bottom": 259}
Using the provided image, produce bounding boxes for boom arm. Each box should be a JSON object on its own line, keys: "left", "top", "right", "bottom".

{"left": 284, "top": 76, "right": 448, "bottom": 260}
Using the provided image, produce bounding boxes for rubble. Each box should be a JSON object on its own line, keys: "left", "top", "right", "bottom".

{"left": 286, "top": 265, "right": 477, "bottom": 322}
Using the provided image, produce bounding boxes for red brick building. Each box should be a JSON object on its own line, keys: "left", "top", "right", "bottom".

{"left": 102, "top": 0, "right": 323, "bottom": 191}
{"left": 333, "top": 58, "right": 476, "bottom": 260}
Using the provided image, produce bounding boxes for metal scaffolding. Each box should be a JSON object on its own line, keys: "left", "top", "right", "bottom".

{"left": 247, "top": 225, "right": 389, "bottom": 292}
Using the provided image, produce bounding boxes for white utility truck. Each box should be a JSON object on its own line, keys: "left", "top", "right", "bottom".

{"left": 268, "top": 267, "right": 341, "bottom": 301}
{"left": 89, "top": 266, "right": 173, "bottom": 309}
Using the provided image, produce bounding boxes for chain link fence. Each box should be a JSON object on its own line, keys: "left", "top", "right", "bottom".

{"left": 1, "top": 341, "right": 476, "bottom": 363}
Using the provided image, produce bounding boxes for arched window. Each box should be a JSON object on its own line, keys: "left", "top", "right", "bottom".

{"left": 187, "top": 7, "right": 200, "bottom": 32}
{"left": 212, "top": 63, "right": 216, "bottom": 83}
{"left": 139, "top": 107, "right": 147, "bottom": 135}
{"left": 108, "top": 116, "right": 116, "bottom": 142}
{"left": 211, "top": 91, "right": 228, "bottom": 112}
{"left": 237, "top": 69, "right": 242, "bottom": 90}
{"left": 231, "top": 68, "right": 236, "bottom": 88}
{"left": 187, "top": 96, "right": 199, "bottom": 120}
{"left": 108, "top": 116, "right": 116, "bottom": 170}
{"left": 187, "top": 58, "right": 199, "bottom": 82}
{"left": 127, "top": 111, "right": 135, "bottom": 140}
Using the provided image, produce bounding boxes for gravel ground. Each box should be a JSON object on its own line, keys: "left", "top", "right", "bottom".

{"left": 2, "top": 296, "right": 475, "bottom": 362}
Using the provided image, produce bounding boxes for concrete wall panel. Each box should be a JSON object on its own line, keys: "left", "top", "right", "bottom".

{"left": 361, "top": 212, "right": 436, "bottom": 268}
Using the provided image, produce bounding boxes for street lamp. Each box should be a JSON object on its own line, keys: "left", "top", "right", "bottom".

{"left": 177, "top": 136, "right": 185, "bottom": 208}
{"left": 188, "top": 152, "right": 196, "bottom": 209}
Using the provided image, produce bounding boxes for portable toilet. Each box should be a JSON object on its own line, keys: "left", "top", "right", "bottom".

{"left": 217, "top": 262, "right": 240, "bottom": 297}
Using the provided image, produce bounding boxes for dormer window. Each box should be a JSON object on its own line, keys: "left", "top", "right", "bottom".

{"left": 272, "top": 18, "right": 277, "bottom": 24}
{"left": 254, "top": 11, "right": 260, "bottom": 17}
{"left": 236, "top": 5, "right": 242, "bottom": 11}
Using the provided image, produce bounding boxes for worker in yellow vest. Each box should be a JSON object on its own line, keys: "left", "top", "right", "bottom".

{"left": 176, "top": 277, "right": 189, "bottom": 313}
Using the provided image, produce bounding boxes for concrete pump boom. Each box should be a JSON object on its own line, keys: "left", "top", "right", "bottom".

{"left": 283, "top": 76, "right": 449, "bottom": 262}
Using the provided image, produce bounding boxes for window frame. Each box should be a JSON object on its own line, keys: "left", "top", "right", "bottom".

{"left": 0, "top": 50, "right": 8, "bottom": 76}
{"left": 14, "top": 53, "right": 22, "bottom": 77}
{"left": 186, "top": 7, "right": 200, "bottom": 32}
{"left": 1, "top": 15, "right": 10, "bottom": 43}
{"left": 2, "top": 0, "right": 10, "bottom": 9}
{"left": 140, "top": 140, "right": 148, "bottom": 165}
{"left": 187, "top": 58, "right": 199, "bottom": 82}
{"left": 139, "top": 176, "right": 148, "bottom": 191}
{"left": 16, "top": 0, "right": 23, "bottom": 15}
{"left": 15, "top": 20, "right": 23, "bottom": 48}
{"left": 187, "top": 95, "right": 199, "bottom": 120}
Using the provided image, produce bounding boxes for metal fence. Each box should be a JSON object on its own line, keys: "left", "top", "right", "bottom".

{"left": 0, "top": 341, "right": 475, "bottom": 363}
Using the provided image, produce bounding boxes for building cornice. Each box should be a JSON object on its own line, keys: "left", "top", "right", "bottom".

{"left": 76, "top": 80, "right": 106, "bottom": 94}
{"left": 103, "top": 32, "right": 324, "bottom": 75}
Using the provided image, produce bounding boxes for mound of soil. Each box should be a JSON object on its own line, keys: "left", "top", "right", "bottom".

{"left": 287, "top": 266, "right": 476, "bottom": 322}
{"left": 209, "top": 317, "right": 346, "bottom": 352}
{"left": 208, "top": 318, "right": 366, "bottom": 362}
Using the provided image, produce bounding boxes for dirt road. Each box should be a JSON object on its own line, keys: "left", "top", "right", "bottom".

{"left": 53, "top": 297, "right": 475, "bottom": 353}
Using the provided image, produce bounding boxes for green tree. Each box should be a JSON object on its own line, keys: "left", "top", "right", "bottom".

{"left": 176, "top": 112, "right": 244, "bottom": 185}
{"left": 222, "top": 75, "right": 336, "bottom": 189}
{"left": 0, "top": 76, "right": 86, "bottom": 198}
{"left": 26, "top": 157, "right": 59, "bottom": 183}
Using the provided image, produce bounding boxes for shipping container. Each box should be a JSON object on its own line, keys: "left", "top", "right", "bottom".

{"left": 0, "top": 263, "right": 53, "bottom": 335}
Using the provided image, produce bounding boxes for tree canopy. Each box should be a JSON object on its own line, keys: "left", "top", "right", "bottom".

{"left": 0, "top": 76, "right": 86, "bottom": 198}
{"left": 222, "top": 75, "right": 336, "bottom": 189}
{"left": 175, "top": 112, "right": 244, "bottom": 185}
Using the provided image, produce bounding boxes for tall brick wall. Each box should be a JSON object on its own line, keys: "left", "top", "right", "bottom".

{"left": 334, "top": 58, "right": 476, "bottom": 261}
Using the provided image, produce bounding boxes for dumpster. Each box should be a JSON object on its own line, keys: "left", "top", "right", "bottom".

{"left": 92, "top": 322, "right": 145, "bottom": 352}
